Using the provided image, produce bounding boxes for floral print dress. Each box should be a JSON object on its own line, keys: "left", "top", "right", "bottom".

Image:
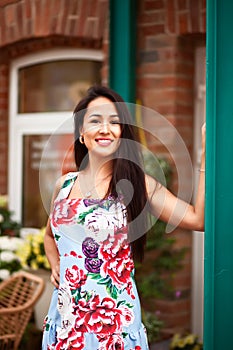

{"left": 42, "top": 172, "right": 149, "bottom": 350}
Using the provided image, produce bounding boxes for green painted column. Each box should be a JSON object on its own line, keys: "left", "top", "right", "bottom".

{"left": 204, "top": 1, "right": 233, "bottom": 348}
{"left": 109, "top": 0, "right": 136, "bottom": 103}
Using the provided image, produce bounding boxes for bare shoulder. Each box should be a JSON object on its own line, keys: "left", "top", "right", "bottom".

{"left": 55, "top": 174, "right": 67, "bottom": 188}
{"left": 52, "top": 174, "right": 68, "bottom": 199}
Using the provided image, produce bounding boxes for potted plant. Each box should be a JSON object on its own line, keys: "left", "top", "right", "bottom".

{"left": 16, "top": 228, "right": 52, "bottom": 330}
{"left": 0, "top": 235, "right": 23, "bottom": 281}
{"left": 170, "top": 333, "right": 203, "bottom": 350}
{"left": 0, "top": 195, "right": 23, "bottom": 281}
{"left": 142, "top": 309, "right": 164, "bottom": 345}
{"left": 0, "top": 195, "right": 21, "bottom": 237}
{"left": 16, "top": 227, "right": 50, "bottom": 271}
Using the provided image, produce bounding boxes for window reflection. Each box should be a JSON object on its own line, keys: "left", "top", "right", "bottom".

{"left": 18, "top": 60, "right": 102, "bottom": 113}
{"left": 23, "top": 134, "right": 75, "bottom": 227}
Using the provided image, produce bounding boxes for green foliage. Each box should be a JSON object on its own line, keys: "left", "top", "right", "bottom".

{"left": 0, "top": 236, "right": 24, "bottom": 281}
{"left": 136, "top": 155, "right": 186, "bottom": 300}
{"left": 136, "top": 154, "right": 188, "bottom": 341}
{"left": 0, "top": 196, "right": 22, "bottom": 281}
{"left": 137, "top": 221, "right": 187, "bottom": 300}
{"left": 0, "top": 207, "right": 21, "bottom": 237}
{"left": 142, "top": 151, "right": 172, "bottom": 187}
{"left": 142, "top": 309, "right": 164, "bottom": 344}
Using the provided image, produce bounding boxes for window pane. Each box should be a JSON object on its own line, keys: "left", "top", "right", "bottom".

{"left": 18, "top": 60, "right": 102, "bottom": 113}
{"left": 23, "top": 134, "right": 75, "bottom": 227}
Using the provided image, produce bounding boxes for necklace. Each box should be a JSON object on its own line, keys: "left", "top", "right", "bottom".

{"left": 78, "top": 173, "right": 111, "bottom": 198}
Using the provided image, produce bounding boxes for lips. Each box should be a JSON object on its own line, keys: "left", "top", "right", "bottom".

{"left": 95, "top": 138, "right": 113, "bottom": 146}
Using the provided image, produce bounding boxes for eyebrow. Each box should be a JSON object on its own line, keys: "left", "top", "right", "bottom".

{"left": 88, "top": 113, "right": 119, "bottom": 118}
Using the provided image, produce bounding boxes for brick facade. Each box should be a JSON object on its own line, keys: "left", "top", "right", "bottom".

{"left": 136, "top": 0, "right": 205, "bottom": 335}
{"left": 0, "top": 0, "right": 206, "bottom": 338}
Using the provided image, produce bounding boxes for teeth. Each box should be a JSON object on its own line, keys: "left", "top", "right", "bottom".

{"left": 96, "top": 139, "right": 112, "bottom": 145}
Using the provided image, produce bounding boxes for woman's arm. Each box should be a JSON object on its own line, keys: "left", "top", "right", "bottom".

{"left": 44, "top": 175, "right": 66, "bottom": 288}
{"left": 147, "top": 124, "right": 205, "bottom": 232}
{"left": 44, "top": 219, "right": 60, "bottom": 288}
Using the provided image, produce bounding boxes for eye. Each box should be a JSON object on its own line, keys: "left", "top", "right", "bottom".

{"left": 90, "top": 119, "right": 101, "bottom": 124}
{"left": 110, "top": 119, "right": 121, "bottom": 125}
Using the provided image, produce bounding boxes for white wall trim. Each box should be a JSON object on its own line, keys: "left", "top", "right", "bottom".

{"left": 8, "top": 48, "right": 103, "bottom": 222}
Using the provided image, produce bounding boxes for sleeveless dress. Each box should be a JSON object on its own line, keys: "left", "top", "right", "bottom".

{"left": 42, "top": 172, "right": 149, "bottom": 350}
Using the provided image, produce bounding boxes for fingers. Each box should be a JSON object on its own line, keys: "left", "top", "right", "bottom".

{"left": 50, "top": 263, "right": 60, "bottom": 288}
{"left": 50, "top": 275, "right": 58, "bottom": 288}
{"left": 202, "top": 122, "right": 206, "bottom": 133}
{"left": 50, "top": 273, "right": 59, "bottom": 288}
{"left": 54, "top": 264, "right": 60, "bottom": 282}
{"left": 201, "top": 122, "right": 206, "bottom": 148}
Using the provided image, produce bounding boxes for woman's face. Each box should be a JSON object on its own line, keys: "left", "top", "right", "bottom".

{"left": 80, "top": 97, "right": 122, "bottom": 159}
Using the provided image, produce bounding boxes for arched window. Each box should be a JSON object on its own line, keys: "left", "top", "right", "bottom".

{"left": 9, "top": 49, "right": 103, "bottom": 227}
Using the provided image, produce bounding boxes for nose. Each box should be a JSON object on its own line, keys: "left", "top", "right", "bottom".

{"left": 99, "top": 121, "right": 110, "bottom": 133}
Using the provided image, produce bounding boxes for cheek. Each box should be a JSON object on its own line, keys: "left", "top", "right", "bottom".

{"left": 82, "top": 125, "right": 97, "bottom": 137}
{"left": 115, "top": 125, "right": 122, "bottom": 138}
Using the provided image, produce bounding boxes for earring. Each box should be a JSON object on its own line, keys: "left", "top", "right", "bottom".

{"left": 79, "top": 135, "right": 84, "bottom": 144}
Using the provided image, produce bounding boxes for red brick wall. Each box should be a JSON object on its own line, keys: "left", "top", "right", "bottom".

{"left": 0, "top": 0, "right": 108, "bottom": 46}
{"left": 136, "top": 0, "right": 206, "bottom": 334}
{"left": 0, "top": 64, "right": 9, "bottom": 193}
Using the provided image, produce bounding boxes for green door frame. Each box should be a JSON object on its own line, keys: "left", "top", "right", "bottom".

{"left": 204, "top": 0, "right": 233, "bottom": 348}
{"left": 109, "top": 0, "right": 136, "bottom": 103}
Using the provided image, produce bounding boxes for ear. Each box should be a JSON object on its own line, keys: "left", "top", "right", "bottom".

{"left": 79, "top": 126, "right": 83, "bottom": 136}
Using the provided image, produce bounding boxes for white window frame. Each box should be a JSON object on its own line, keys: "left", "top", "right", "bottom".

{"left": 8, "top": 49, "right": 103, "bottom": 222}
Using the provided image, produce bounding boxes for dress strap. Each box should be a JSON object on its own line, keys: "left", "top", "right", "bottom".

{"left": 55, "top": 172, "right": 78, "bottom": 201}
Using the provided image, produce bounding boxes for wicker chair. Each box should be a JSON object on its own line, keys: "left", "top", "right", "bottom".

{"left": 0, "top": 270, "right": 45, "bottom": 350}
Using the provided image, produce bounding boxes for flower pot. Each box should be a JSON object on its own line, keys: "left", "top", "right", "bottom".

{"left": 31, "top": 269, "right": 54, "bottom": 330}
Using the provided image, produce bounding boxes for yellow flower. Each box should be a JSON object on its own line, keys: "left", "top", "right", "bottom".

{"left": 170, "top": 334, "right": 181, "bottom": 348}
{"left": 0, "top": 195, "right": 8, "bottom": 208}
{"left": 177, "top": 339, "right": 186, "bottom": 348}
{"left": 185, "top": 334, "right": 196, "bottom": 344}
{"left": 170, "top": 333, "right": 202, "bottom": 349}
{"left": 16, "top": 227, "right": 50, "bottom": 270}
{"left": 193, "top": 345, "right": 201, "bottom": 350}
{"left": 31, "top": 260, "right": 39, "bottom": 270}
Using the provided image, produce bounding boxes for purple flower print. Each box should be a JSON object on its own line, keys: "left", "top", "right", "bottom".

{"left": 82, "top": 237, "right": 99, "bottom": 258}
{"left": 85, "top": 258, "right": 103, "bottom": 273}
{"left": 83, "top": 197, "right": 115, "bottom": 209}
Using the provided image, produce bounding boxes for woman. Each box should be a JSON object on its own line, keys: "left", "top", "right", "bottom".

{"left": 42, "top": 85, "right": 205, "bottom": 350}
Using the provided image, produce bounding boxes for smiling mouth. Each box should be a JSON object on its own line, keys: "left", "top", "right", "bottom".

{"left": 95, "top": 138, "right": 113, "bottom": 146}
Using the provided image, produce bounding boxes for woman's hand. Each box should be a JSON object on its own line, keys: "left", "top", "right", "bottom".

{"left": 50, "top": 261, "right": 60, "bottom": 288}
{"left": 44, "top": 218, "right": 60, "bottom": 288}
{"left": 201, "top": 122, "right": 206, "bottom": 153}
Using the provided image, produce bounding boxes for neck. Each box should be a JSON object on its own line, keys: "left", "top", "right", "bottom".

{"left": 79, "top": 156, "right": 113, "bottom": 199}
{"left": 83, "top": 155, "right": 113, "bottom": 180}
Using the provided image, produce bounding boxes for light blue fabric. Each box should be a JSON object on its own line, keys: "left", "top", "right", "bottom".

{"left": 42, "top": 172, "right": 149, "bottom": 350}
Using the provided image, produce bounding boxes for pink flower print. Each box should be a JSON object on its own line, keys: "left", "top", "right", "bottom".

{"left": 65, "top": 265, "right": 87, "bottom": 290}
{"left": 98, "top": 333, "right": 124, "bottom": 350}
{"left": 51, "top": 199, "right": 81, "bottom": 227}
{"left": 55, "top": 328, "right": 85, "bottom": 350}
{"left": 99, "top": 233, "right": 135, "bottom": 298}
{"left": 74, "top": 294, "right": 134, "bottom": 335}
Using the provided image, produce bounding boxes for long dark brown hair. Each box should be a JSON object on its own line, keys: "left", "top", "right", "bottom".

{"left": 73, "top": 85, "right": 148, "bottom": 261}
